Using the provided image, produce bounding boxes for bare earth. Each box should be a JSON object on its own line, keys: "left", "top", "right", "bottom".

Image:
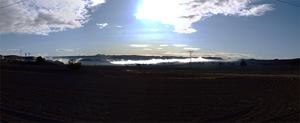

{"left": 1, "top": 65, "right": 299, "bottom": 122}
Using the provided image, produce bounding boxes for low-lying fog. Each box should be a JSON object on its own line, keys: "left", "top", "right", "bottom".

{"left": 46, "top": 56, "right": 229, "bottom": 66}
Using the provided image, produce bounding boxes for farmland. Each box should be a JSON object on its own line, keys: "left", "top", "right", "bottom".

{"left": 1, "top": 65, "right": 299, "bottom": 122}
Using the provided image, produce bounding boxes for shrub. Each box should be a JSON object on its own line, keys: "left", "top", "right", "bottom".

{"left": 35, "top": 56, "right": 46, "bottom": 64}
{"left": 240, "top": 60, "right": 247, "bottom": 67}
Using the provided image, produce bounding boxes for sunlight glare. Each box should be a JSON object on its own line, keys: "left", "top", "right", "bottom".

{"left": 135, "top": 0, "right": 185, "bottom": 25}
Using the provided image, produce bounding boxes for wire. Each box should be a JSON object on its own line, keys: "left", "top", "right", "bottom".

{"left": 285, "top": 0, "right": 300, "bottom": 5}
{"left": 278, "top": 0, "right": 300, "bottom": 7}
{"left": 0, "top": 0, "right": 28, "bottom": 9}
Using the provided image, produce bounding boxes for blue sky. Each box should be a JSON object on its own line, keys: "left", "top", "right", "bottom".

{"left": 0, "top": 0, "right": 299, "bottom": 59}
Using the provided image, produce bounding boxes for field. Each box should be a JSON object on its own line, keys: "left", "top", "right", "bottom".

{"left": 1, "top": 64, "right": 299, "bottom": 122}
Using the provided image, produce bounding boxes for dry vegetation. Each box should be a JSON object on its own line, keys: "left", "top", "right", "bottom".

{"left": 1, "top": 65, "right": 299, "bottom": 122}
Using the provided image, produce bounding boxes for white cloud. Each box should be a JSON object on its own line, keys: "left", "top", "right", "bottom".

{"left": 212, "top": 52, "right": 254, "bottom": 58}
{"left": 164, "top": 51, "right": 254, "bottom": 58}
{"left": 160, "top": 45, "right": 168, "bottom": 47}
{"left": 116, "top": 25, "right": 123, "bottom": 28}
{"left": 130, "top": 44, "right": 149, "bottom": 47}
{"left": 143, "top": 49, "right": 152, "bottom": 50}
{"left": 0, "top": 49, "right": 20, "bottom": 52}
{"left": 194, "top": 51, "right": 254, "bottom": 58}
{"left": 97, "top": 23, "right": 108, "bottom": 29}
{"left": 184, "top": 47, "right": 201, "bottom": 50}
{"left": 37, "top": 53, "right": 48, "bottom": 57}
{"left": 239, "top": 4, "right": 274, "bottom": 16}
{"left": 151, "top": 29, "right": 159, "bottom": 31}
{"left": 56, "top": 49, "right": 74, "bottom": 52}
{"left": 174, "top": 44, "right": 188, "bottom": 47}
{"left": 89, "top": 0, "right": 105, "bottom": 6}
{"left": 135, "top": 0, "right": 273, "bottom": 34}
{"left": 0, "top": 0, "right": 105, "bottom": 35}
{"left": 157, "top": 48, "right": 163, "bottom": 50}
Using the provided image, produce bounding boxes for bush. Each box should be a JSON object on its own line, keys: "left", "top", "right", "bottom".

{"left": 35, "top": 56, "right": 46, "bottom": 64}
{"left": 240, "top": 61, "right": 247, "bottom": 67}
{"left": 67, "top": 59, "right": 82, "bottom": 70}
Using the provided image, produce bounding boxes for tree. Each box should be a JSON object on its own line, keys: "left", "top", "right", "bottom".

{"left": 35, "top": 56, "right": 46, "bottom": 64}
{"left": 240, "top": 60, "right": 247, "bottom": 67}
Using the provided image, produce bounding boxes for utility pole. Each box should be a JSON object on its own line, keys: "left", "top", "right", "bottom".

{"left": 188, "top": 51, "right": 193, "bottom": 69}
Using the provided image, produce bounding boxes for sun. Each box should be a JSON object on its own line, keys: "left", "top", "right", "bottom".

{"left": 135, "top": 0, "right": 197, "bottom": 33}
{"left": 135, "top": 0, "right": 183, "bottom": 23}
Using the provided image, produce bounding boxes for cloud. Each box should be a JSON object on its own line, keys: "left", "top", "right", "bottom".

{"left": 130, "top": 44, "right": 149, "bottom": 47}
{"left": 0, "top": 0, "right": 105, "bottom": 35}
{"left": 184, "top": 47, "right": 201, "bottom": 50}
{"left": 164, "top": 52, "right": 188, "bottom": 56}
{"left": 56, "top": 49, "right": 74, "bottom": 52}
{"left": 164, "top": 51, "right": 254, "bottom": 58}
{"left": 116, "top": 25, "right": 123, "bottom": 28}
{"left": 151, "top": 29, "right": 159, "bottom": 31}
{"left": 213, "top": 52, "right": 254, "bottom": 58}
{"left": 97, "top": 23, "right": 108, "bottom": 29}
{"left": 174, "top": 44, "right": 188, "bottom": 47}
{"left": 37, "top": 53, "right": 49, "bottom": 57}
{"left": 160, "top": 45, "right": 168, "bottom": 47}
{"left": 239, "top": 4, "right": 274, "bottom": 16}
{"left": 143, "top": 49, "right": 152, "bottom": 50}
{"left": 157, "top": 48, "right": 163, "bottom": 50}
{"left": 197, "top": 51, "right": 254, "bottom": 58}
{"left": 0, "top": 49, "right": 20, "bottom": 52}
{"left": 135, "top": 0, "right": 273, "bottom": 34}
{"left": 89, "top": 0, "right": 105, "bottom": 6}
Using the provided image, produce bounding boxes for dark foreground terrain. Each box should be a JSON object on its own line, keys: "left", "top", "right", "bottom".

{"left": 1, "top": 65, "right": 299, "bottom": 122}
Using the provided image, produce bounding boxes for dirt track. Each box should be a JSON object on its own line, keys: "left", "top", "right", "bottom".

{"left": 1, "top": 65, "right": 299, "bottom": 122}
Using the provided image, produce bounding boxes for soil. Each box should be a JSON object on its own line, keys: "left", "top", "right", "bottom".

{"left": 1, "top": 65, "right": 299, "bottom": 122}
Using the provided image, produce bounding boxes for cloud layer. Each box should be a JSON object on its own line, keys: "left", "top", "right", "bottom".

{"left": 130, "top": 44, "right": 149, "bottom": 47}
{"left": 56, "top": 49, "right": 74, "bottom": 52}
{"left": 136, "top": 0, "right": 273, "bottom": 33}
{"left": 0, "top": 0, "right": 105, "bottom": 35}
{"left": 184, "top": 47, "right": 200, "bottom": 50}
{"left": 164, "top": 51, "right": 254, "bottom": 58}
{"left": 174, "top": 44, "right": 188, "bottom": 47}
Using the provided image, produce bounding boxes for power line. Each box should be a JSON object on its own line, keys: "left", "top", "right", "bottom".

{"left": 278, "top": 0, "right": 300, "bottom": 7}
{"left": 284, "top": 0, "right": 300, "bottom": 5}
{"left": 0, "top": 0, "right": 28, "bottom": 9}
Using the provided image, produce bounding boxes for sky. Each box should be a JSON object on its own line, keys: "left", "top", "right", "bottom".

{"left": 0, "top": 0, "right": 299, "bottom": 59}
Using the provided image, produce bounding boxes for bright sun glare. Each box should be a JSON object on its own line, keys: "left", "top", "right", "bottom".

{"left": 135, "top": 0, "right": 196, "bottom": 33}
{"left": 135, "top": 0, "right": 183, "bottom": 22}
